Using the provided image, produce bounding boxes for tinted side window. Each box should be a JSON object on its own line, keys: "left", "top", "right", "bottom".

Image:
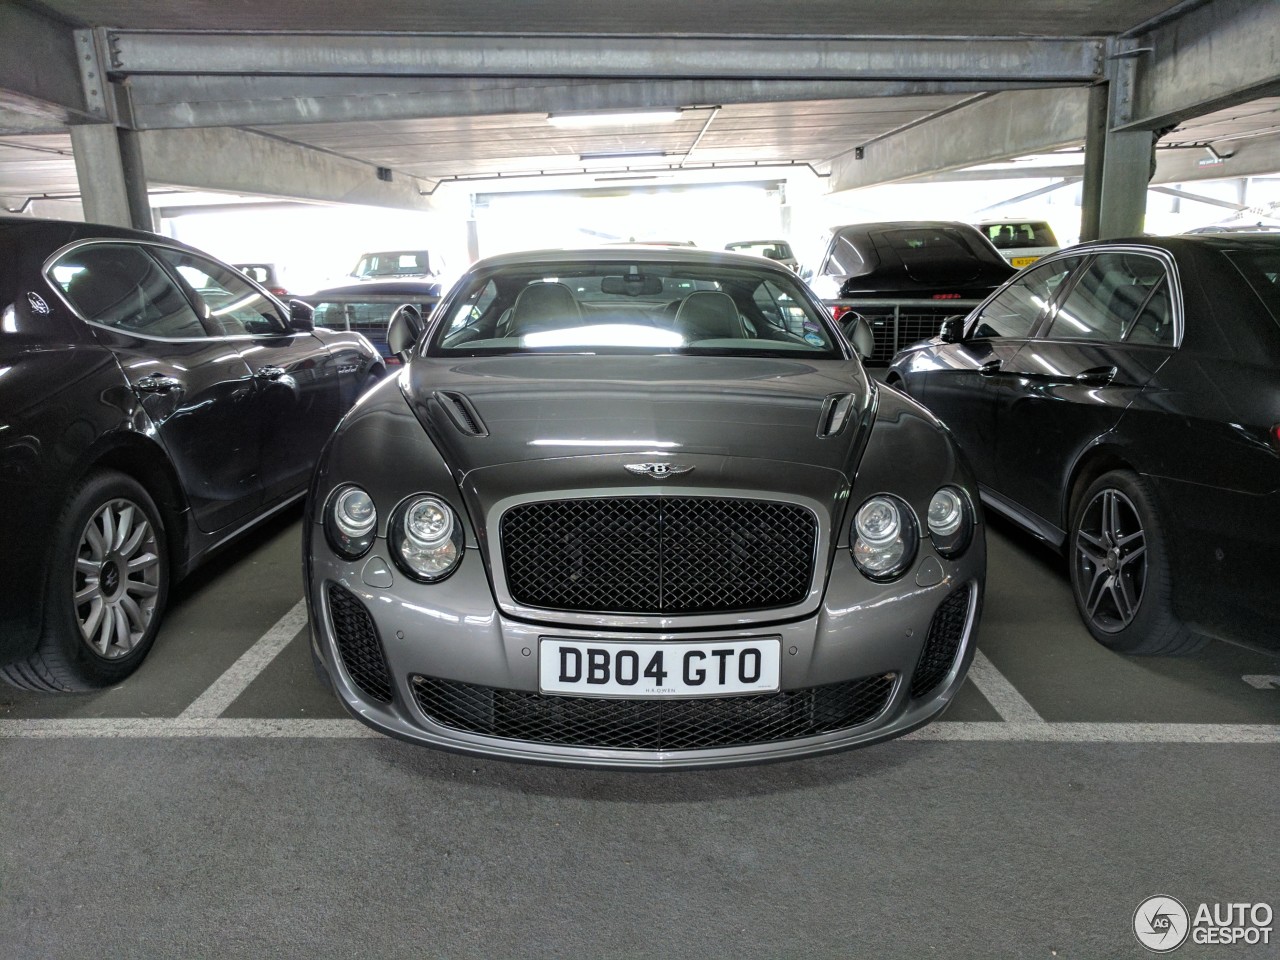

{"left": 50, "top": 243, "right": 206, "bottom": 339}
{"left": 1047, "top": 253, "right": 1169, "bottom": 344}
{"left": 825, "top": 233, "right": 874, "bottom": 277}
{"left": 154, "top": 250, "right": 285, "bottom": 337}
{"left": 970, "top": 257, "right": 1079, "bottom": 339}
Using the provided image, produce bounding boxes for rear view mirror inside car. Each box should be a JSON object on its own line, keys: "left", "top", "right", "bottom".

{"left": 600, "top": 275, "right": 664, "bottom": 296}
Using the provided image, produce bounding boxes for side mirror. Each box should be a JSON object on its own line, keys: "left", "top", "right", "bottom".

{"left": 288, "top": 299, "right": 315, "bottom": 333}
{"left": 387, "top": 303, "right": 425, "bottom": 362}
{"left": 843, "top": 312, "right": 874, "bottom": 361}
{"left": 939, "top": 315, "right": 966, "bottom": 343}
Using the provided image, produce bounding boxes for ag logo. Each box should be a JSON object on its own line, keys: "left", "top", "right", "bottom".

{"left": 624, "top": 462, "right": 693, "bottom": 480}
{"left": 1134, "top": 895, "right": 1190, "bottom": 953}
{"left": 27, "top": 292, "right": 50, "bottom": 315}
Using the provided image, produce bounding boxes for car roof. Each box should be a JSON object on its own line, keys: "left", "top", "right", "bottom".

{"left": 1067, "top": 234, "right": 1280, "bottom": 254}
{"left": 466, "top": 245, "right": 800, "bottom": 275}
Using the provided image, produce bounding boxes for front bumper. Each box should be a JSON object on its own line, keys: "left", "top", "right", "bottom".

{"left": 306, "top": 522, "right": 985, "bottom": 768}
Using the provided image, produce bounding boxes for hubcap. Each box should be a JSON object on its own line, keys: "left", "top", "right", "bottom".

{"left": 1074, "top": 488, "right": 1148, "bottom": 633}
{"left": 73, "top": 498, "right": 161, "bottom": 659}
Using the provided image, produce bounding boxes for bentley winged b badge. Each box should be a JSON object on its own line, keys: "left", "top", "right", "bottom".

{"left": 624, "top": 462, "right": 694, "bottom": 480}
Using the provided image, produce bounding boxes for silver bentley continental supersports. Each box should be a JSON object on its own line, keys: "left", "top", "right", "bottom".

{"left": 304, "top": 247, "right": 985, "bottom": 768}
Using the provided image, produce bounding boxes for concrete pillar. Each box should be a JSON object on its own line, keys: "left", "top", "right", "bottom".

{"left": 117, "top": 128, "right": 156, "bottom": 232}
{"left": 70, "top": 124, "right": 132, "bottom": 228}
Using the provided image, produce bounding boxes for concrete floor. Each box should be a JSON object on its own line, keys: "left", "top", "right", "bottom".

{"left": 2, "top": 507, "right": 1277, "bottom": 959}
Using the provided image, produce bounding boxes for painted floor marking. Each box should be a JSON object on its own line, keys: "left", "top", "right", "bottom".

{"left": 966, "top": 649, "right": 1046, "bottom": 723}
{"left": 1242, "top": 675, "right": 1280, "bottom": 690}
{"left": 178, "top": 598, "right": 308, "bottom": 719}
{"left": 0, "top": 718, "right": 1276, "bottom": 743}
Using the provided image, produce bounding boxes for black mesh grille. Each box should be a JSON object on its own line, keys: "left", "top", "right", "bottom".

{"left": 410, "top": 674, "right": 896, "bottom": 751}
{"left": 328, "top": 583, "right": 394, "bottom": 703}
{"left": 909, "top": 587, "right": 972, "bottom": 699}
{"left": 500, "top": 497, "right": 816, "bottom": 614}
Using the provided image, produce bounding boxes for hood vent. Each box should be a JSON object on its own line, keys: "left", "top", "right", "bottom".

{"left": 437, "top": 391, "right": 488, "bottom": 437}
{"left": 817, "top": 394, "right": 856, "bottom": 438}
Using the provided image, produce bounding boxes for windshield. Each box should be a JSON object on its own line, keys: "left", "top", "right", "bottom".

{"left": 354, "top": 251, "right": 433, "bottom": 278}
{"left": 429, "top": 259, "right": 844, "bottom": 358}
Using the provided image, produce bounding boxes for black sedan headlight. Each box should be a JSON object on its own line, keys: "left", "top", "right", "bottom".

{"left": 851, "top": 495, "right": 918, "bottom": 581}
{"left": 390, "top": 495, "right": 465, "bottom": 582}
{"left": 926, "top": 486, "right": 974, "bottom": 558}
{"left": 325, "top": 484, "right": 377, "bottom": 560}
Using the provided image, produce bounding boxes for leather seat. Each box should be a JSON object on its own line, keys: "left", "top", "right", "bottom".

{"left": 673, "top": 291, "right": 745, "bottom": 340}
{"left": 504, "top": 282, "right": 581, "bottom": 337}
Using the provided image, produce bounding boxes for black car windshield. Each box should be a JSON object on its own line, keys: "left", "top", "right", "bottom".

{"left": 429, "top": 259, "right": 844, "bottom": 358}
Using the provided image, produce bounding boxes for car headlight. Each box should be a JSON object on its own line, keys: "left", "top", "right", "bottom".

{"left": 927, "top": 486, "right": 974, "bottom": 558}
{"left": 851, "top": 495, "right": 917, "bottom": 581}
{"left": 390, "top": 494, "right": 464, "bottom": 582}
{"left": 325, "top": 484, "right": 377, "bottom": 560}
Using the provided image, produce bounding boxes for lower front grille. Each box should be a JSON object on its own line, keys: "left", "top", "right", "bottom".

{"left": 410, "top": 674, "right": 896, "bottom": 751}
{"left": 328, "top": 583, "right": 394, "bottom": 703}
{"left": 909, "top": 586, "right": 973, "bottom": 699}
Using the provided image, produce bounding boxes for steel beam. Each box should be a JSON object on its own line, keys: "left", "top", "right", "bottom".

{"left": 136, "top": 128, "right": 436, "bottom": 212}
{"left": 124, "top": 75, "right": 1053, "bottom": 130}
{"left": 1122, "top": 0, "right": 1280, "bottom": 131}
{"left": 0, "top": 5, "right": 92, "bottom": 128}
{"left": 827, "top": 87, "right": 1090, "bottom": 193}
{"left": 105, "top": 33, "right": 1105, "bottom": 83}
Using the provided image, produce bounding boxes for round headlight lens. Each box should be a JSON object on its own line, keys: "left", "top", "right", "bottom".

{"left": 325, "top": 484, "right": 377, "bottom": 560}
{"left": 927, "top": 485, "right": 974, "bottom": 558}
{"left": 855, "top": 496, "right": 901, "bottom": 546}
{"left": 334, "top": 488, "right": 376, "bottom": 538}
{"left": 391, "top": 495, "right": 464, "bottom": 582}
{"left": 928, "top": 488, "right": 964, "bottom": 537}
{"left": 850, "top": 495, "right": 917, "bottom": 581}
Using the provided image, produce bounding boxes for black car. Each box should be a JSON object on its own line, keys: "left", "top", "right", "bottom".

{"left": 808, "top": 221, "right": 1016, "bottom": 363}
{"left": 0, "top": 217, "right": 384, "bottom": 691}
{"left": 886, "top": 236, "right": 1280, "bottom": 656}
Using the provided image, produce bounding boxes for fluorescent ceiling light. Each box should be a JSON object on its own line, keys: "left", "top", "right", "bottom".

{"left": 578, "top": 150, "right": 668, "bottom": 161}
{"left": 548, "top": 110, "right": 682, "bottom": 127}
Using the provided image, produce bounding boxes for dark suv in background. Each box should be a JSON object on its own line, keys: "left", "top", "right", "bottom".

{"left": 0, "top": 217, "right": 383, "bottom": 692}
{"left": 807, "top": 221, "right": 1014, "bottom": 362}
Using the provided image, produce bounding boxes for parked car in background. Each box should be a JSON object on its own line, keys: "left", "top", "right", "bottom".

{"left": 0, "top": 217, "right": 384, "bottom": 692}
{"left": 305, "top": 246, "right": 985, "bottom": 767}
{"left": 973, "top": 219, "right": 1061, "bottom": 267}
{"left": 234, "top": 262, "right": 288, "bottom": 296}
{"left": 350, "top": 249, "right": 440, "bottom": 280}
{"left": 307, "top": 277, "right": 442, "bottom": 364}
{"left": 808, "top": 221, "right": 1015, "bottom": 362}
{"left": 724, "top": 239, "right": 800, "bottom": 271}
{"left": 886, "top": 235, "right": 1280, "bottom": 657}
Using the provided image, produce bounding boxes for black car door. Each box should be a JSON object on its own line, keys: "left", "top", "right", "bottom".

{"left": 915, "top": 257, "right": 1081, "bottom": 489}
{"left": 993, "top": 250, "right": 1177, "bottom": 532}
{"left": 152, "top": 249, "right": 343, "bottom": 504}
{"left": 47, "top": 241, "right": 264, "bottom": 532}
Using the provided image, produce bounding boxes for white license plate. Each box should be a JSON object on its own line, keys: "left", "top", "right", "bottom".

{"left": 539, "top": 638, "right": 781, "bottom": 698}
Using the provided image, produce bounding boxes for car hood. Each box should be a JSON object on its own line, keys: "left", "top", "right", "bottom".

{"left": 402, "top": 354, "right": 873, "bottom": 480}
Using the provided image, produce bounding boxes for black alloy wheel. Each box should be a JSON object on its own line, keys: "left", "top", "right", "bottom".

{"left": 1068, "top": 470, "right": 1203, "bottom": 656}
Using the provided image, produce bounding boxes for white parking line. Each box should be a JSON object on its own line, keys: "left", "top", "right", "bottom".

{"left": 965, "top": 649, "right": 1046, "bottom": 723}
{"left": 0, "top": 718, "right": 1276, "bottom": 743}
{"left": 178, "top": 598, "right": 309, "bottom": 719}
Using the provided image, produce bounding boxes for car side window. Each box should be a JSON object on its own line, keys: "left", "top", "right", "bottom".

{"left": 968, "top": 257, "right": 1079, "bottom": 339}
{"left": 1046, "top": 253, "right": 1169, "bottom": 344}
{"left": 49, "top": 243, "right": 207, "bottom": 339}
{"left": 153, "top": 250, "right": 287, "bottom": 337}
{"left": 824, "top": 233, "right": 870, "bottom": 276}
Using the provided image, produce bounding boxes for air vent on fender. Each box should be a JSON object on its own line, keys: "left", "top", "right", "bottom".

{"left": 817, "top": 394, "right": 856, "bottom": 438}
{"left": 436, "top": 391, "right": 488, "bottom": 437}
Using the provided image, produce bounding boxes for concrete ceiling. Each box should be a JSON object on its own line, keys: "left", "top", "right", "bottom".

{"left": 5, "top": 0, "right": 1280, "bottom": 213}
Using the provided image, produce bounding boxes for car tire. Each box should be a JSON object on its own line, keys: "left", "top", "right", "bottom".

{"left": 1067, "top": 469, "right": 1204, "bottom": 656}
{"left": 1, "top": 470, "right": 170, "bottom": 692}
